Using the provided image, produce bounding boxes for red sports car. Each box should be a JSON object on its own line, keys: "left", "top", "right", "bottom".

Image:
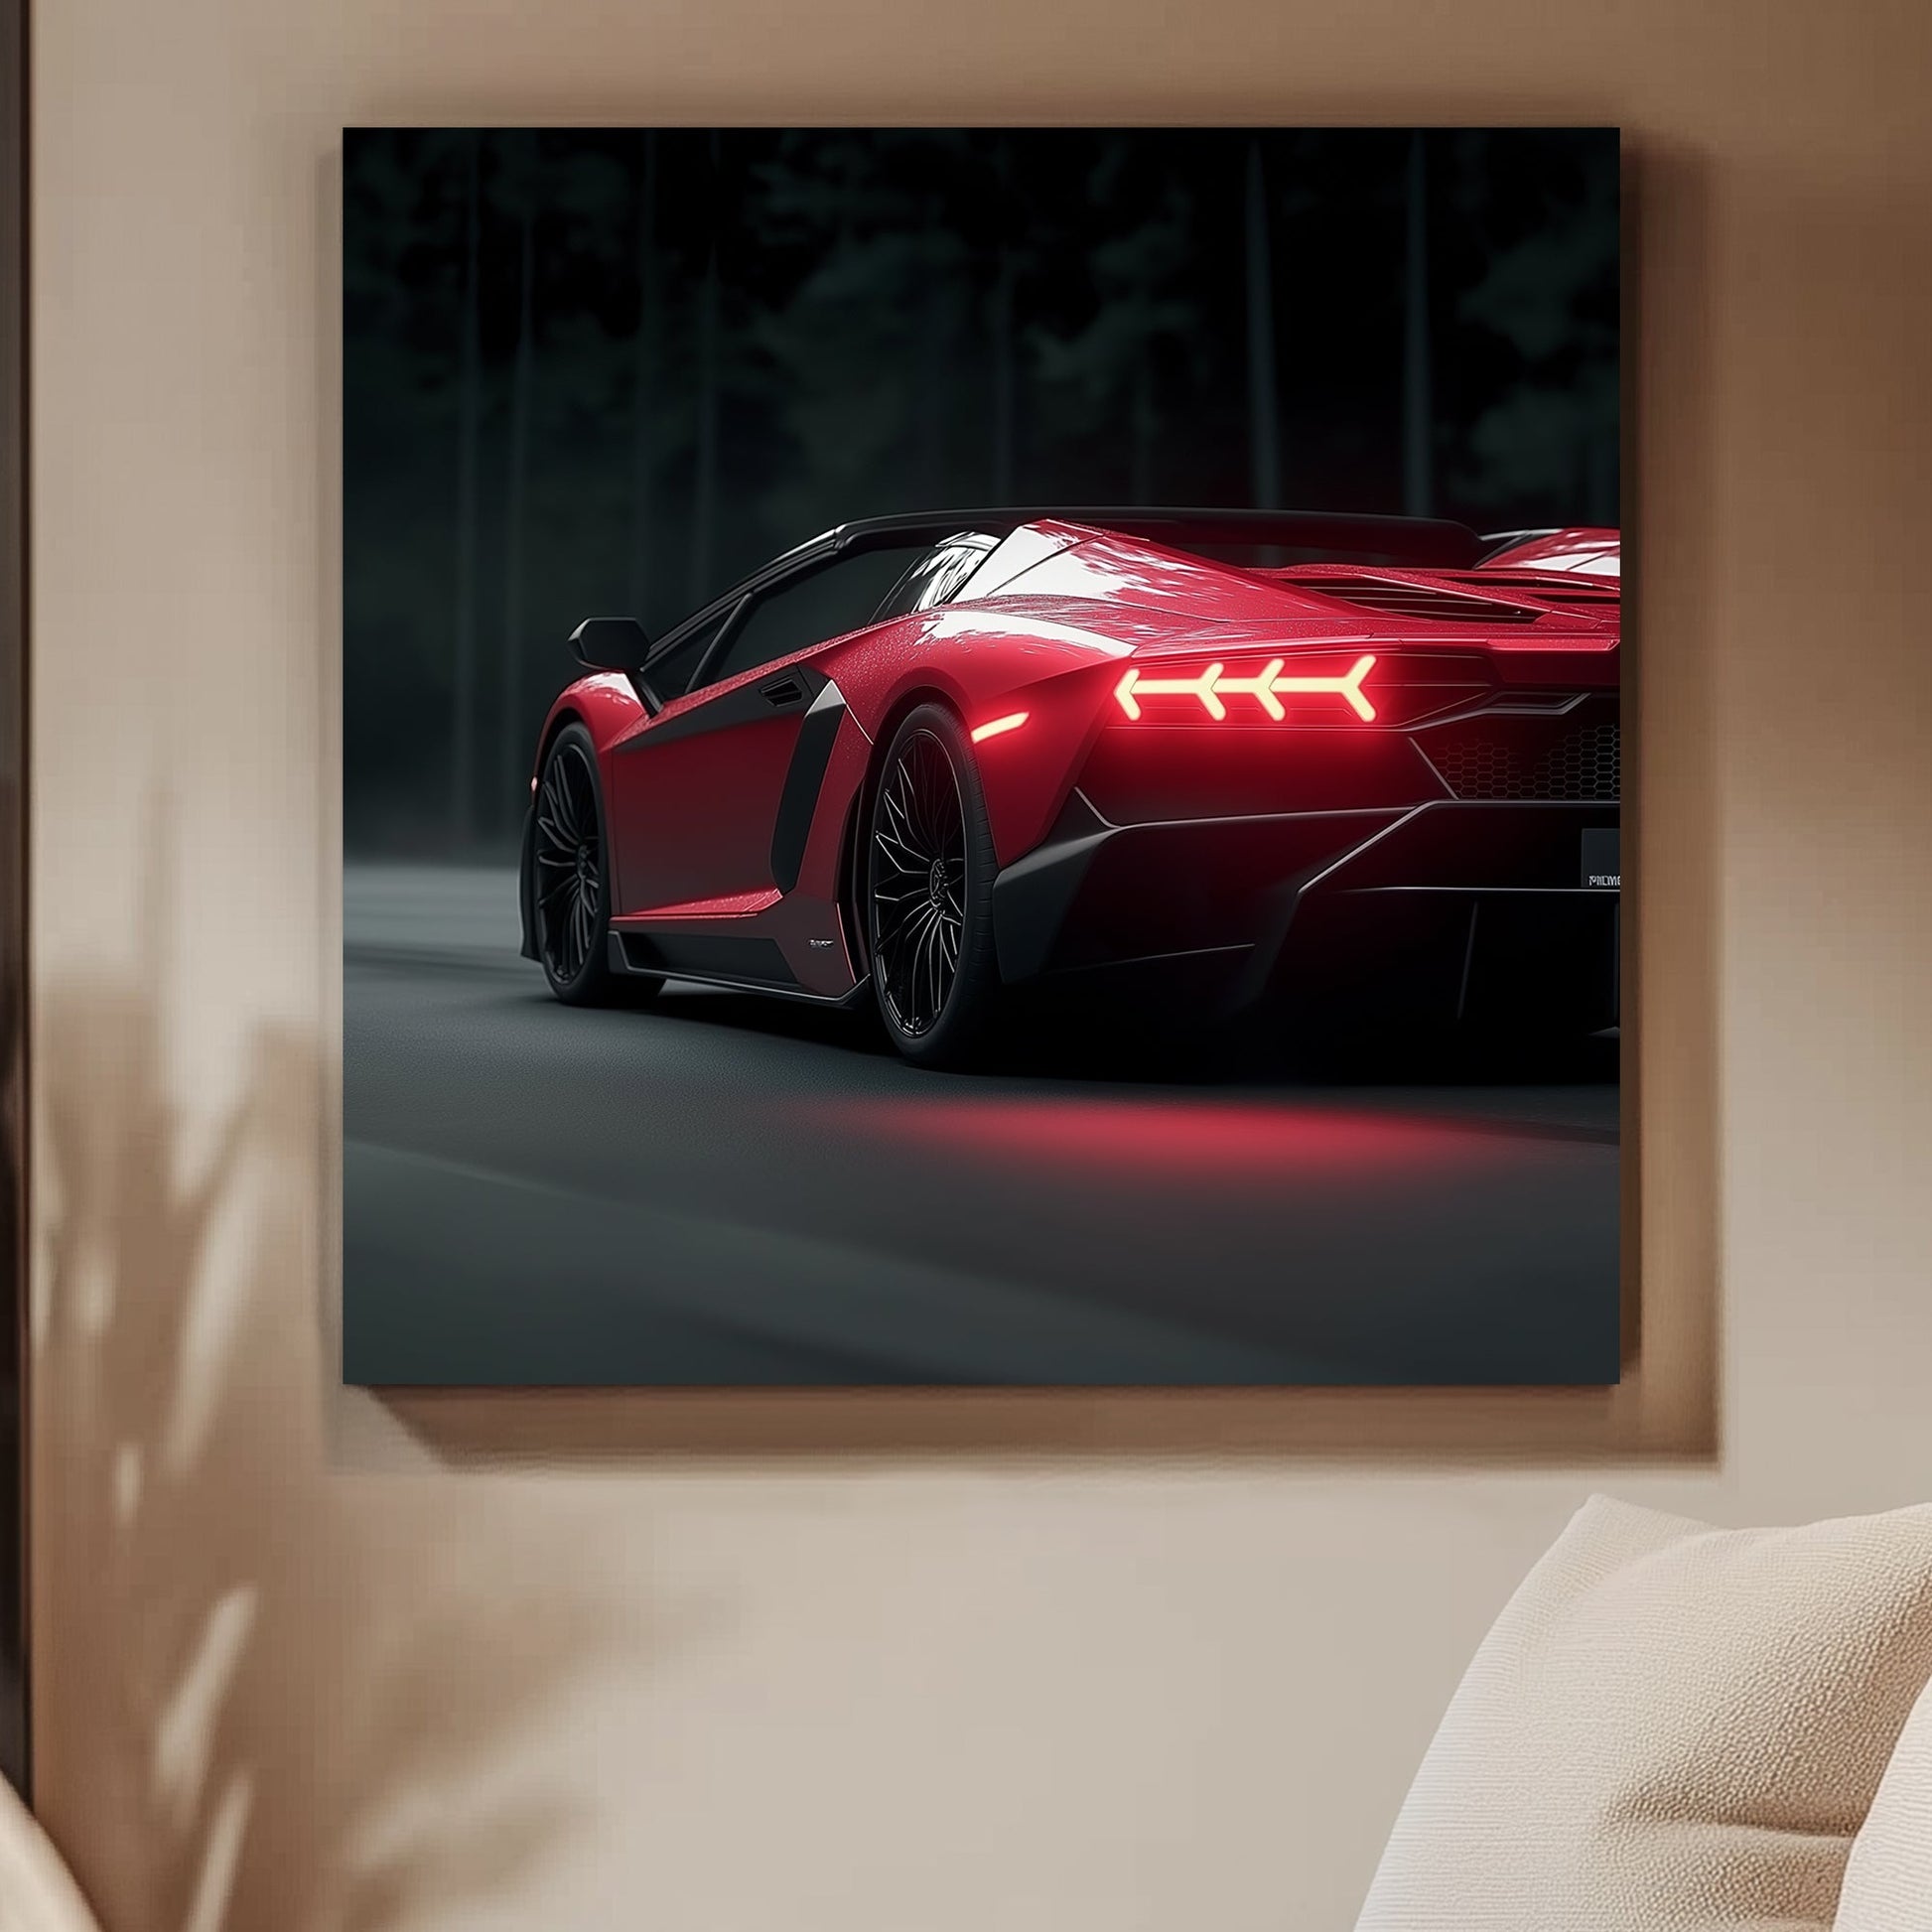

{"left": 520, "top": 509, "right": 1620, "bottom": 1066}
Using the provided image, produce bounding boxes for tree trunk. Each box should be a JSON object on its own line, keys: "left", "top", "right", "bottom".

{"left": 991, "top": 242, "right": 1016, "bottom": 499}
{"left": 1131, "top": 340, "right": 1156, "bottom": 503}
{"left": 500, "top": 160, "right": 537, "bottom": 836}
{"left": 451, "top": 133, "right": 483, "bottom": 850}
{"left": 1244, "top": 138, "right": 1283, "bottom": 510}
{"left": 919, "top": 199, "right": 949, "bottom": 506}
{"left": 686, "top": 135, "right": 722, "bottom": 611}
{"left": 1588, "top": 419, "right": 1617, "bottom": 526}
{"left": 990, "top": 139, "right": 1017, "bottom": 499}
{"left": 1403, "top": 130, "right": 1434, "bottom": 518}
{"left": 686, "top": 242, "right": 720, "bottom": 610}
{"left": 627, "top": 132, "right": 658, "bottom": 623}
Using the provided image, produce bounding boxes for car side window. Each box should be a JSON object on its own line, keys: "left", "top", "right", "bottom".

{"left": 874, "top": 533, "right": 1000, "bottom": 621}
{"left": 640, "top": 608, "right": 733, "bottom": 705}
{"left": 703, "top": 545, "right": 927, "bottom": 689}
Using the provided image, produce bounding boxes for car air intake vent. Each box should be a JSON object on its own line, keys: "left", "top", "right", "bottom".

{"left": 1296, "top": 576, "right": 1547, "bottom": 624}
{"left": 1425, "top": 718, "right": 1621, "bottom": 801}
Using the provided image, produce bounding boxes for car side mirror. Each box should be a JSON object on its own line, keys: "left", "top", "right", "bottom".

{"left": 569, "top": 616, "right": 649, "bottom": 672}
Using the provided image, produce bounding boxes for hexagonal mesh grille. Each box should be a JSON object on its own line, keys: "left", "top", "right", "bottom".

{"left": 1424, "top": 719, "right": 1620, "bottom": 801}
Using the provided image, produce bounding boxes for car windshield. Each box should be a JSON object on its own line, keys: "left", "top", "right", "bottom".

{"left": 874, "top": 533, "right": 1000, "bottom": 621}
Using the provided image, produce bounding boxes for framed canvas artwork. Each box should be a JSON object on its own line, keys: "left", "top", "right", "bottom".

{"left": 343, "top": 127, "right": 1621, "bottom": 1387}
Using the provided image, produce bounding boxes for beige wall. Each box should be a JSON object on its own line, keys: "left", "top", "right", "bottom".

{"left": 28, "top": 1, "right": 1932, "bottom": 1927}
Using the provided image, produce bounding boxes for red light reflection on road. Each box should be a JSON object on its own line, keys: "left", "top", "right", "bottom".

{"left": 816, "top": 1095, "right": 1492, "bottom": 1181}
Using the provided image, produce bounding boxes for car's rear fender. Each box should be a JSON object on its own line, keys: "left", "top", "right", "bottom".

{"left": 825, "top": 618, "right": 1130, "bottom": 868}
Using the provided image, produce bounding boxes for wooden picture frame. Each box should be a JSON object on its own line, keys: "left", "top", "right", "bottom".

{"left": 0, "top": 0, "right": 30, "bottom": 1799}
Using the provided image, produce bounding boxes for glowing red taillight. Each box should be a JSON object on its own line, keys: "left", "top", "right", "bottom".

{"left": 1112, "top": 653, "right": 1377, "bottom": 723}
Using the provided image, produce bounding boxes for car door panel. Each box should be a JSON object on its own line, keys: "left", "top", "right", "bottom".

{"left": 609, "top": 661, "right": 824, "bottom": 915}
{"left": 607, "top": 541, "right": 938, "bottom": 919}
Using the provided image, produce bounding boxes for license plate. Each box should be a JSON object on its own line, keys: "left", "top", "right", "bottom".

{"left": 1582, "top": 829, "right": 1620, "bottom": 890}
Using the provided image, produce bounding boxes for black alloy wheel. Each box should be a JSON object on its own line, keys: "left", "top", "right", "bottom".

{"left": 867, "top": 704, "right": 1001, "bottom": 1065}
{"left": 533, "top": 723, "right": 624, "bottom": 1004}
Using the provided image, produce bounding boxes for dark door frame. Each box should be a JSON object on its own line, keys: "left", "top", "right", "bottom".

{"left": 0, "top": 0, "right": 30, "bottom": 1799}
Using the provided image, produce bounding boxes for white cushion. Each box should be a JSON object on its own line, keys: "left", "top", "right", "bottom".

{"left": 1356, "top": 1494, "right": 1932, "bottom": 1932}
{"left": 1835, "top": 1667, "right": 1932, "bottom": 1930}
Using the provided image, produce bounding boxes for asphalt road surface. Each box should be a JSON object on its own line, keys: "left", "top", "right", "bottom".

{"left": 344, "top": 865, "right": 1620, "bottom": 1386}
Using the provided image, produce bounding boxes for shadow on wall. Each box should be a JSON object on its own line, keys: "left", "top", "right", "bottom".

{"left": 32, "top": 806, "right": 647, "bottom": 1932}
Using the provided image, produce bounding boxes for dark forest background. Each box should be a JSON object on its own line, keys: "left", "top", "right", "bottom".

{"left": 345, "top": 127, "right": 1618, "bottom": 859}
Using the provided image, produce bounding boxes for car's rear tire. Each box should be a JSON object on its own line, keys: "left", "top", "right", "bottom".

{"left": 532, "top": 722, "right": 639, "bottom": 1007}
{"left": 866, "top": 703, "right": 1002, "bottom": 1068}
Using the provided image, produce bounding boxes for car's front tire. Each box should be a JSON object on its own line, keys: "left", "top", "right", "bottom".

{"left": 532, "top": 721, "right": 636, "bottom": 1007}
{"left": 866, "top": 703, "right": 1002, "bottom": 1068}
